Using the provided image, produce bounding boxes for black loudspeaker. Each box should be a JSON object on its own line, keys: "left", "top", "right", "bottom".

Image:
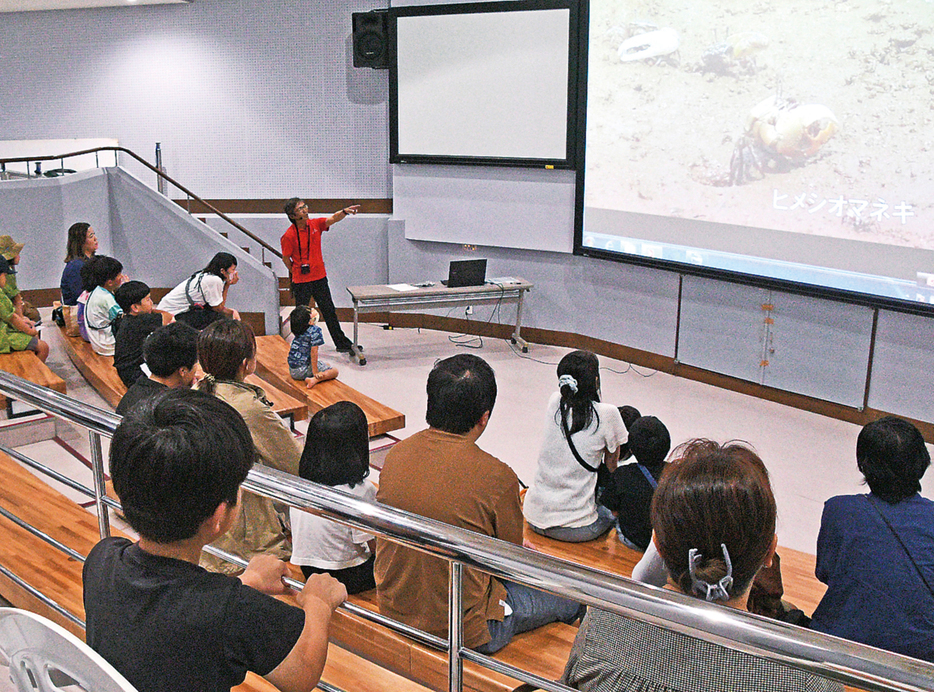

{"left": 352, "top": 10, "right": 389, "bottom": 69}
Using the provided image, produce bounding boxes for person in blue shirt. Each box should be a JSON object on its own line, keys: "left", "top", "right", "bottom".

{"left": 811, "top": 416, "right": 934, "bottom": 663}
{"left": 287, "top": 306, "right": 338, "bottom": 388}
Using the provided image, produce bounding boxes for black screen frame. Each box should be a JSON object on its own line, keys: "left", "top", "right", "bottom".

{"left": 571, "top": 1, "right": 934, "bottom": 319}
{"left": 389, "top": 0, "right": 581, "bottom": 170}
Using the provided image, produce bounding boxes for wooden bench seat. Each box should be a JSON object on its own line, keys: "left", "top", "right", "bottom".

{"left": 58, "top": 326, "right": 307, "bottom": 422}
{"left": 0, "top": 350, "right": 67, "bottom": 407}
{"left": 254, "top": 335, "right": 405, "bottom": 437}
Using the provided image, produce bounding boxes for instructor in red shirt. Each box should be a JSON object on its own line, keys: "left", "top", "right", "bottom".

{"left": 281, "top": 198, "right": 360, "bottom": 352}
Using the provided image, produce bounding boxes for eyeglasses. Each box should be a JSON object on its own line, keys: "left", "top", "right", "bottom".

{"left": 295, "top": 203, "right": 308, "bottom": 212}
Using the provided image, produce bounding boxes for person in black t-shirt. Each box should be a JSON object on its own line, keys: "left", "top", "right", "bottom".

{"left": 116, "top": 322, "right": 200, "bottom": 416}
{"left": 599, "top": 415, "right": 671, "bottom": 552}
{"left": 112, "top": 281, "right": 173, "bottom": 387}
{"left": 84, "top": 388, "right": 347, "bottom": 692}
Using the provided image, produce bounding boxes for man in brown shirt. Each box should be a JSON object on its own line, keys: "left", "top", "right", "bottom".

{"left": 375, "top": 354, "right": 583, "bottom": 653}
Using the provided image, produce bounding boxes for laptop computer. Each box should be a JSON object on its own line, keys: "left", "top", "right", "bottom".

{"left": 441, "top": 259, "right": 487, "bottom": 288}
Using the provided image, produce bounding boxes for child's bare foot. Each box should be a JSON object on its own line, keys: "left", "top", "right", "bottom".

{"left": 305, "top": 377, "right": 319, "bottom": 389}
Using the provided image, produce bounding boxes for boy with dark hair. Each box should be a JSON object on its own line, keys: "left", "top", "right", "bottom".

{"left": 116, "top": 322, "right": 200, "bottom": 416}
{"left": 113, "top": 280, "right": 173, "bottom": 388}
{"left": 84, "top": 388, "right": 347, "bottom": 692}
{"left": 375, "top": 354, "right": 582, "bottom": 654}
{"left": 82, "top": 255, "right": 126, "bottom": 356}
{"left": 599, "top": 415, "right": 671, "bottom": 552}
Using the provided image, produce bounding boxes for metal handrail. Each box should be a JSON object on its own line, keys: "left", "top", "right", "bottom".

{"left": 0, "top": 146, "right": 282, "bottom": 262}
{"left": 0, "top": 371, "right": 931, "bottom": 692}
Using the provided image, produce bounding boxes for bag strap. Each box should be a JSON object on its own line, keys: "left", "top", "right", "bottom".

{"left": 184, "top": 272, "right": 208, "bottom": 308}
{"left": 560, "top": 409, "right": 599, "bottom": 473}
{"left": 866, "top": 495, "right": 934, "bottom": 598}
{"left": 637, "top": 464, "right": 658, "bottom": 489}
{"left": 84, "top": 288, "right": 116, "bottom": 331}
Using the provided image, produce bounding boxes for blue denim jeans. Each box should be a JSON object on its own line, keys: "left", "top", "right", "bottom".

{"left": 474, "top": 580, "right": 585, "bottom": 655}
{"left": 528, "top": 504, "right": 615, "bottom": 543}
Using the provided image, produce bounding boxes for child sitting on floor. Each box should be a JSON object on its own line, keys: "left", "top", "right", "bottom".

{"left": 288, "top": 306, "right": 338, "bottom": 388}
{"left": 113, "top": 280, "right": 174, "bottom": 387}
{"left": 83, "top": 388, "right": 346, "bottom": 692}
{"left": 290, "top": 401, "right": 377, "bottom": 594}
{"left": 82, "top": 255, "right": 126, "bottom": 356}
{"left": 598, "top": 415, "right": 671, "bottom": 552}
{"left": 0, "top": 257, "right": 49, "bottom": 361}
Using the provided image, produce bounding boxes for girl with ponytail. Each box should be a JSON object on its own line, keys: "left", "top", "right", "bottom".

{"left": 523, "top": 350, "right": 627, "bottom": 542}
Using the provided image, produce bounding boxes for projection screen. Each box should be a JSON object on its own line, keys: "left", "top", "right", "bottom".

{"left": 577, "top": 0, "right": 934, "bottom": 310}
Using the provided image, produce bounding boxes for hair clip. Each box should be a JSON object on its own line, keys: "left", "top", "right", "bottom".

{"left": 558, "top": 374, "right": 578, "bottom": 394}
{"left": 688, "top": 543, "right": 734, "bottom": 602}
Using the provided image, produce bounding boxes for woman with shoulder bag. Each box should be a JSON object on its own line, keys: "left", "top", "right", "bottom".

{"left": 523, "top": 350, "right": 627, "bottom": 542}
{"left": 157, "top": 252, "right": 240, "bottom": 329}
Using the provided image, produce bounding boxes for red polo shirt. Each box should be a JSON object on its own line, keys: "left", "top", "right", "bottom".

{"left": 280, "top": 217, "right": 328, "bottom": 283}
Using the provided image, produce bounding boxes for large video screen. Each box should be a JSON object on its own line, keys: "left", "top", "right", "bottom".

{"left": 390, "top": 0, "right": 579, "bottom": 168}
{"left": 578, "top": 0, "right": 934, "bottom": 307}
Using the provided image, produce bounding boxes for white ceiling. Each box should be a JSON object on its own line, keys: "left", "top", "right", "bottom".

{"left": 0, "top": 0, "right": 189, "bottom": 11}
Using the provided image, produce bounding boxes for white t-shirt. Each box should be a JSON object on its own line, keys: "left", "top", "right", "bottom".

{"left": 289, "top": 481, "right": 376, "bottom": 570}
{"left": 157, "top": 272, "right": 225, "bottom": 316}
{"left": 523, "top": 392, "right": 627, "bottom": 529}
{"left": 85, "top": 286, "right": 123, "bottom": 357}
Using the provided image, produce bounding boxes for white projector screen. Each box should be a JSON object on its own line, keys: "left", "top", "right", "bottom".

{"left": 577, "top": 0, "right": 934, "bottom": 310}
{"left": 390, "top": 1, "right": 577, "bottom": 167}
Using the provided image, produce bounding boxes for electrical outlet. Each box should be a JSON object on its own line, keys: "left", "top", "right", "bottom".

{"left": 465, "top": 306, "right": 473, "bottom": 316}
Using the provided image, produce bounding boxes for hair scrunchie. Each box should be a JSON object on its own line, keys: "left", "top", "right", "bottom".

{"left": 558, "top": 374, "right": 578, "bottom": 394}
{"left": 688, "top": 543, "right": 734, "bottom": 602}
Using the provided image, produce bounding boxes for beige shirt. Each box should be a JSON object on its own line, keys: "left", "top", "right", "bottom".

{"left": 201, "top": 380, "right": 302, "bottom": 575}
{"left": 374, "top": 428, "right": 523, "bottom": 648}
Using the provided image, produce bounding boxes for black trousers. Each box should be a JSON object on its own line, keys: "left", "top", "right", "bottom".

{"left": 300, "top": 555, "right": 376, "bottom": 595}
{"left": 292, "top": 276, "right": 351, "bottom": 348}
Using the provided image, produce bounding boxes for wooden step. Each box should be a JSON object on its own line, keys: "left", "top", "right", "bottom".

{"left": 253, "top": 335, "right": 405, "bottom": 437}
{"left": 0, "top": 450, "right": 115, "bottom": 637}
{"left": 57, "top": 326, "right": 307, "bottom": 422}
{"left": 233, "top": 644, "right": 432, "bottom": 692}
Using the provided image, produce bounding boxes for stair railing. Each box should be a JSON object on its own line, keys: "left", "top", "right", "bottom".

{"left": 0, "top": 146, "right": 283, "bottom": 269}
{"left": 0, "top": 371, "right": 930, "bottom": 692}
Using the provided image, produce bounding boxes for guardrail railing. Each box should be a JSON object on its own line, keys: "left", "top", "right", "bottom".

{"left": 0, "top": 371, "right": 930, "bottom": 692}
{"left": 0, "top": 147, "right": 282, "bottom": 268}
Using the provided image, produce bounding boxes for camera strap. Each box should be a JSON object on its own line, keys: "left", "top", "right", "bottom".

{"left": 295, "top": 222, "right": 312, "bottom": 264}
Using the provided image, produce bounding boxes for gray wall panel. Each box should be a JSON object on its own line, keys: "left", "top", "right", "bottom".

{"left": 0, "top": 170, "right": 111, "bottom": 290}
{"left": 868, "top": 311, "right": 934, "bottom": 421}
{"left": 105, "top": 169, "right": 279, "bottom": 334}
{"left": 764, "top": 292, "right": 872, "bottom": 407}
{"left": 393, "top": 165, "right": 576, "bottom": 253}
{"left": 678, "top": 276, "right": 769, "bottom": 384}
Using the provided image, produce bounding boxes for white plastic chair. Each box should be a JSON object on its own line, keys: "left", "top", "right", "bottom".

{"left": 0, "top": 608, "right": 137, "bottom": 692}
